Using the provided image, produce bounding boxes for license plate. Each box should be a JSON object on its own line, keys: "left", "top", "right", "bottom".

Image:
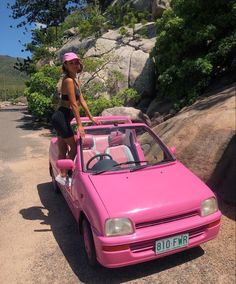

{"left": 155, "top": 233, "right": 189, "bottom": 254}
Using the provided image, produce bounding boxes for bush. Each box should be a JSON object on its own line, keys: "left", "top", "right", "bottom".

{"left": 115, "top": 88, "right": 141, "bottom": 106}
{"left": 84, "top": 96, "right": 113, "bottom": 116}
{"left": 25, "top": 65, "right": 61, "bottom": 119}
{"left": 80, "top": 88, "right": 140, "bottom": 117}
{"left": 26, "top": 91, "right": 53, "bottom": 118}
{"left": 152, "top": 0, "right": 236, "bottom": 109}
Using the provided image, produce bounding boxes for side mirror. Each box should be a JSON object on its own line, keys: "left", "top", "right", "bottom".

{"left": 56, "top": 159, "right": 75, "bottom": 170}
{"left": 169, "top": 146, "right": 176, "bottom": 156}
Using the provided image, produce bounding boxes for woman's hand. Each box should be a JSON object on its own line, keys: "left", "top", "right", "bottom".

{"left": 91, "top": 117, "right": 101, "bottom": 125}
{"left": 78, "top": 125, "right": 85, "bottom": 139}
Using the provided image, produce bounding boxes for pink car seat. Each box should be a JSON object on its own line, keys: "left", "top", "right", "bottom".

{"left": 82, "top": 135, "right": 99, "bottom": 168}
{"left": 105, "top": 131, "right": 134, "bottom": 164}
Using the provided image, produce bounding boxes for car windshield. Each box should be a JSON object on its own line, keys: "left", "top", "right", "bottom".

{"left": 80, "top": 125, "right": 175, "bottom": 174}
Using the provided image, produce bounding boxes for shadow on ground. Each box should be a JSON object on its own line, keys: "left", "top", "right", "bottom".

{"left": 207, "top": 134, "right": 236, "bottom": 219}
{"left": 20, "top": 182, "right": 204, "bottom": 283}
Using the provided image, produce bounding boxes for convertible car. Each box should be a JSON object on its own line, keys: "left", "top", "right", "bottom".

{"left": 49, "top": 116, "right": 221, "bottom": 268}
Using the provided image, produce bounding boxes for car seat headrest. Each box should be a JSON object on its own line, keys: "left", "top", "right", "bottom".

{"left": 82, "top": 134, "right": 94, "bottom": 149}
{"left": 108, "top": 131, "right": 124, "bottom": 147}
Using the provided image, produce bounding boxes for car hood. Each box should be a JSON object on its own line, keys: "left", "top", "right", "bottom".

{"left": 88, "top": 161, "right": 214, "bottom": 222}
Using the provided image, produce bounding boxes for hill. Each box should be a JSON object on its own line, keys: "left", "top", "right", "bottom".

{"left": 0, "top": 55, "right": 28, "bottom": 100}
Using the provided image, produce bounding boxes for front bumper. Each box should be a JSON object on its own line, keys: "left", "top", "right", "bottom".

{"left": 93, "top": 211, "right": 221, "bottom": 268}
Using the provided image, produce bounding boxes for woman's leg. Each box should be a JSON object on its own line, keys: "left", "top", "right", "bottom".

{"left": 57, "top": 136, "right": 68, "bottom": 177}
{"left": 64, "top": 135, "right": 77, "bottom": 161}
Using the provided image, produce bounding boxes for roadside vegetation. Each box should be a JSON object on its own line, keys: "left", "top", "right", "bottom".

{"left": 7, "top": 0, "right": 236, "bottom": 119}
{"left": 0, "top": 56, "right": 28, "bottom": 102}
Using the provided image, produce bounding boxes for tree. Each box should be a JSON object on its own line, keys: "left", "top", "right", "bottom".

{"left": 152, "top": 0, "right": 236, "bottom": 109}
{"left": 86, "top": 0, "right": 113, "bottom": 12}
{"left": 8, "top": 0, "right": 85, "bottom": 28}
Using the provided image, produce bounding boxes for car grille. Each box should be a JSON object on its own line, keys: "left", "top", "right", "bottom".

{"left": 130, "top": 226, "right": 206, "bottom": 253}
{"left": 135, "top": 210, "right": 199, "bottom": 229}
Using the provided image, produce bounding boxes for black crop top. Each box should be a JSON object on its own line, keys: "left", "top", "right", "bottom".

{"left": 61, "top": 79, "right": 81, "bottom": 101}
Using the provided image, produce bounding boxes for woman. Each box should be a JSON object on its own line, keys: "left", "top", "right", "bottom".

{"left": 52, "top": 52, "right": 99, "bottom": 185}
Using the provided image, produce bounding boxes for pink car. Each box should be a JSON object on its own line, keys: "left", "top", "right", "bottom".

{"left": 49, "top": 116, "right": 221, "bottom": 268}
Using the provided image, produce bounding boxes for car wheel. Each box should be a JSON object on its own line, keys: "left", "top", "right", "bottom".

{"left": 49, "top": 163, "right": 60, "bottom": 193}
{"left": 82, "top": 218, "right": 97, "bottom": 267}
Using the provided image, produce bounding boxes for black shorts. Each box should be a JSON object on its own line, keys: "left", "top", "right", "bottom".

{"left": 51, "top": 107, "right": 74, "bottom": 139}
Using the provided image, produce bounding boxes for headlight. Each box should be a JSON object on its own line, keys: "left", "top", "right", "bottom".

{"left": 105, "top": 218, "right": 134, "bottom": 237}
{"left": 201, "top": 197, "right": 218, "bottom": 217}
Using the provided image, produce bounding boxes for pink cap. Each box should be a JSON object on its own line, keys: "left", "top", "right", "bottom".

{"left": 63, "top": 52, "right": 79, "bottom": 63}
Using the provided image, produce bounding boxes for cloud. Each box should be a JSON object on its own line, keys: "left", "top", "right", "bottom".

{"left": 34, "top": 22, "right": 47, "bottom": 29}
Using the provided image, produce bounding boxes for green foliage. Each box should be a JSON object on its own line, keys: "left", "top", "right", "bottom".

{"left": 26, "top": 91, "right": 53, "bottom": 118}
{"left": 83, "top": 96, "right": 113, "bottom": 116}
{"left": 106, "top": 70, "right": 125, "bottom": 93}
{"left": 25, "top": 65, "right": 61, "bottom": 96}
{"left": 119, "top": 27, "right": 129, "bottom": 36}
{"left": 61, "top": 10, "right": 82, "bottom": 31}
{"left": 83, "top": 57, "right": 106, "bottom": 73}
{"left": 152, "top": 0, "right": 236, "bottom": 109}
{"left": 14, "top": 57, "right": 36, "bottom": 75}
{"left": 61, "top": 4, "right": 107, "bottom": 39}
{"left": 9, "top": 0, "right": 83, "bottom": 28}
{"left": 25, "top": 65, "right": 61, "bottom": 119}
{"left": 81, "top": 88, "right": 140, "bottom": 117}
{"left": 114, "top": 88, "right": 141, "bottom": 106}
{"left": 136, "top": 26, "right": 149, "bottom": 38}
{"left": 106, "top": 4, "right": 149, "bottom": 29}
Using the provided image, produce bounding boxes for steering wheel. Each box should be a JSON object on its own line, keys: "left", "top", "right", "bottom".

{"left": 86, "top": 153, "right": 112, "bottom": 170}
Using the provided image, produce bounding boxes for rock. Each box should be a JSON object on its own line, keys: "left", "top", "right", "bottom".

{"left": 130, "top": 50, "right": 155, "bottom": 95}
{"left": 151, "top": 112, "right": 164, "bottom": 126}
{"left": 134, "top": 22, "right": 156, "bottom": 39}
{"left": 152, "top": 0, "right": 170, "bottom": 19}
{"left": 15, "top": 96, "right": 28, "bottom": 105}
{"left": 85, "top": 37, "right": 119, "bottom": 57}
{"left": 63, "top": 27, "right": 80, "bottom": 37}
{"left": 137, "top": 96, "right": 153, "bottom": 112}
{"left": 146, "top": 99, "right": 172, "bottom": 117}
{"left": 36, "top": 59, "right": 54, "bottom": 70}
{"left": 111, "top": 0, "right": 169, "bottom": 19}
{"left": 153, "top": 83, "right": 236, "bottom": 204}
{"left": 54, "top": 20, "right": 156, "bottom": 101}
{"left": 57, "top": 37, "right": 96, "bottom": 61}
{"left": 102, "top": 106, "right": 151, "bottom": 125}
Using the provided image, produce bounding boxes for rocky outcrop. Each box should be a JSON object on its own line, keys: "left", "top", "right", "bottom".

{"left": 102, "top": 106, "right": 151, "bottom": 125}
{"left": 57, "top": 23, "right": 156, "bottom": 98}
{"left": 153, "top": 83, "right": 236, "bottom": 204}
{"left": 111, "top": 0, "right": 170, "bottom": 19}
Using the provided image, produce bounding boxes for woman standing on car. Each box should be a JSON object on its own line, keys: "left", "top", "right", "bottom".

{"left": 51, "top": 52, "right": 99, "bottom": 185}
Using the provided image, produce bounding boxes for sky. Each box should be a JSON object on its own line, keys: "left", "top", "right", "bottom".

{"left": 0, "top": 1, "right": 32, "bottom": 59}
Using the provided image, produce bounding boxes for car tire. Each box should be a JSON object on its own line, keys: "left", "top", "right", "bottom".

{"left": 49, "top": 163, "right": 60, "bottom": 194}
{"left": 82, "top": 218, "right": 98, "bottom": 267}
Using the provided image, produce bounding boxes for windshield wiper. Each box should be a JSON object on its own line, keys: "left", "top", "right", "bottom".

{"left": 130, "top": 159, "right": 173, "bottom": 172}
{"left": 129, "top": 164, "right": 150, "bottom": 172}
{"left": 93, "top": 160, "right": 147, "bottom": 175}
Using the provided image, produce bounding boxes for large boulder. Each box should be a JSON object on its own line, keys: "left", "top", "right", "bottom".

{"left": 57, "top": 24, "right": 156, "bottom": 97}
{"left": 102, "top": 106, "right": 151, "bottom": 125}
{"left": 82, "top": 26, "right": 156, "bottom": 97}
{"left": 111, "top": 0, "right": 169, "bottom": 19}
{"left": 56, "top": 37, "right": 96, "bottom": 62}
{"left": 153, "top": 83, "right": 236, "bottom": 204}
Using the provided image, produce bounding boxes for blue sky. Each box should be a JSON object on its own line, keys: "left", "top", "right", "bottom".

{"left": 0, "top": 1, "right": 32, "bottom": 59}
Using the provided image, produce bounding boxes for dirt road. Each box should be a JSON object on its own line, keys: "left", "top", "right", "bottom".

{"left": 0, "top": 106, "right": 235, "bottom": 284}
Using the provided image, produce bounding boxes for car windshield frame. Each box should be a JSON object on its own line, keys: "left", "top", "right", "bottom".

{"left": 79, "top": 124, "right": 176, "bottom": 174}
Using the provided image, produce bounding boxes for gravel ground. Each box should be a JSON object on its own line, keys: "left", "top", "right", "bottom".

{"left": 0, "top": 105, "right": 235, "bottom": 284}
